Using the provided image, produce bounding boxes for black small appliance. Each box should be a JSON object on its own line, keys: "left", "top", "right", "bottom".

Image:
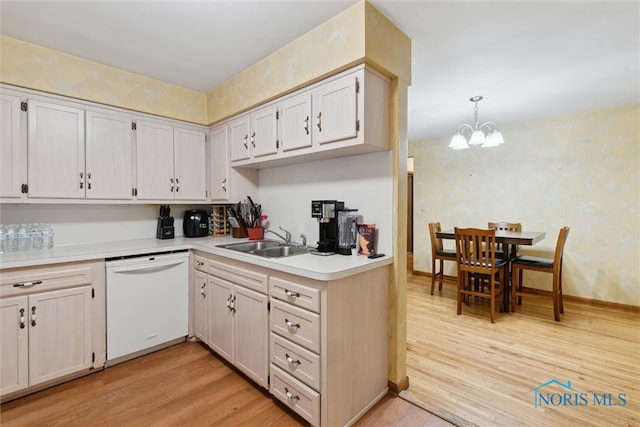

{"left": 311, "top": 200, "right": 344, "bottom": 254}
{"left": 183, "top": 209, "right": 209, "bottom": 237}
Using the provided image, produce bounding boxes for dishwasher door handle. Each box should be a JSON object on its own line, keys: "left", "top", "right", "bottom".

{"left": 108, "top": 260, "right": 186, "bottom": 275}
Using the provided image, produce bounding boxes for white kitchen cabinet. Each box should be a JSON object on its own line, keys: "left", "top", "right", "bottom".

{"left": 312, "top": 74, "right": 358, "bottom": 145}
{"left": 228, "top": 115, "right": 251, "bottom": 162}
{"left": 27, "top": 99, "right": 85, "bottom": 199}
{"left": 226, "top": 64, "right": 390, "bottom": 169}
{"left": 0, "top": 93, "right": 26, "bottom": 199}
{"left": 279, "top": 93, "right": 313, "bottom": 152}
{"left": 210, "top": 125, "right": 230, "bottom": 201}
{"left": 0, "top": 260, "right": 105, "bottom": 401}
{"left": 250, "top": 105, "right": 279, "bottom": 158}
{"left": 193, "top": 269, "right": 209, "bottom": 344}
{"left": 136, "top": 120, "right": 207, "bottom": 201}
{"left": 210, "top": 123, "right": 259, "bottom": 203}
{"left": 208, "top": 275, "right": 234, "bottom": 361}
{"left": 173, "top": 127, "right": 207, "bottom": 200}
{"left": 85, "top": 109, "right": 134, "bottom": 200}
{"left": 269, "top": 267, "right": 389, "bottom": 427}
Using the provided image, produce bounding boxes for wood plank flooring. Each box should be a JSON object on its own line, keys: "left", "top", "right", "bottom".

{"left": 404, "top": 271, "right": 640, "bottom": 427}
{"left": 0, "top": 341, "right": 452, "bottom": 427}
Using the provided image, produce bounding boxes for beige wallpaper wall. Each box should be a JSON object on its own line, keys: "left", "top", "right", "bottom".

{"left": 410, "top": 104, "right": 640, "bottom": 306}
{"left": 0, "top": 35, "right": 208, "bottom": 124}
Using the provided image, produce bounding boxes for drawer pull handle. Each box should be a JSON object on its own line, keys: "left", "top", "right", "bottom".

{"left": 13, "top": 280, "right": 42, "bottom": 288}
{"left": 284, "top": 387, "right": 300, "bottom": 402}
{"left": 196, "top": 260, "right": 204, "bottom": 267}
{"left": 284, "top": 290, "right": 300, "bottom": 298}
{"left": 284, "top": 319, "right": 300, "bottom": 329}
{"left": 285, "top": 353, "right": 301, "bottom": 366}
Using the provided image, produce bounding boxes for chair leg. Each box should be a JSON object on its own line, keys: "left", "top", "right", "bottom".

{"left": 511, "top": 265, "right": 518, "bottom": 312}
{"left": 552, "top": 274, "right": 561, "bottom": 322}
{"left": 457, "top": 272, "right": 463, "bottom": 315}
{"left": 430, "top": 258, "right": 436, "bottom": 295}
{"left": 438, "top": 259, "right": 444, "bottom": 291}
{"left": 559, "top": 267, "right": 564, "bottom": 314}
{"left": 517, "top": 269, "right": 523, "bottom": 305}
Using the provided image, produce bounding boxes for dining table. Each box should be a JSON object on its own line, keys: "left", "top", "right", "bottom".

{"left": 435, "top": 229, "right": 546, "bottom": 312}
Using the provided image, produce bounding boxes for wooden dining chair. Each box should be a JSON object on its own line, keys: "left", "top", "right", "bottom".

{"left": 428, "top": 222, "right": 457, "bottom": 295}
{"left": 454, "top": 227, "right": 508, "bottom": 323}
{"left": 488, "top": 221, "right": 522, "bottom": 260}
{"left": 511, "top": 227, "right": 570, "bottom": 321}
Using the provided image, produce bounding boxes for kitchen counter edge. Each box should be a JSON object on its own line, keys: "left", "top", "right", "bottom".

{"left": 0, "top": 236, "right": 393, "bottom": 281}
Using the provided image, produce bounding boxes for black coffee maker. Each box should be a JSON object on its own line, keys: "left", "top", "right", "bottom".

{"left": 311, "top": 200, "right": 344, "bottom": 254}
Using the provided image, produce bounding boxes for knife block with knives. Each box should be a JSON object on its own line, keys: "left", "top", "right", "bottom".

{"left": 156, "top": 204, "right": 175, "bottom": 239}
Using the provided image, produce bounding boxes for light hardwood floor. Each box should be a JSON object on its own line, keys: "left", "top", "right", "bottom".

{"left": 0, "top": 340, "right": 452, "bottom": 427}
{"left": 404, "top": 270, "right": 640, "bottom": 427}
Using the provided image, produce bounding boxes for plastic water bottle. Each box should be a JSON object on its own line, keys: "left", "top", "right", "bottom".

{"left": 5, "top": 224, "right": 18, "bottom": 252}
{"left": 30, "top": 224, "right": 44, "bottom": 250}
{"left": 17, "top": 224, "right": 31, "bottom": 251}
{"left": 0, "top": 225, "right": 6, "bottom": 254}
{"left": 42, "top": 224, "right": 54, "bottom": 249}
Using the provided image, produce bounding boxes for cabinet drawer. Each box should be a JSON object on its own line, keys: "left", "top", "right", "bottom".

{"left": 0, "top": 262, "right": 96, "bottom": 298}
{"left": 270, "top": 276, "right": 320, "bottom": 313}
{"left": 271, "top": 333, "right": 320, "bottom": 391}
{"left": 271, "top": 364, "right": 320, "bottom": 427}
{"left": 208, "top": 259, "right": 268, "bottom": 294}
{"left": 193, "top": 254, "right": 207, "bottom": 272}
{"left": 270, "top": 298, "right": 320, "bottom": 353}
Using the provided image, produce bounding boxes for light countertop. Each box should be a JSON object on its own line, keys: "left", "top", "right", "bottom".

{"left": 0, "top": 236, "right": 393, "bottom": 281}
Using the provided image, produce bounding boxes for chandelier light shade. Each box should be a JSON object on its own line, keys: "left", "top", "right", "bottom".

{"left": 449, "top": 96, "right": 505, "bottom": 150}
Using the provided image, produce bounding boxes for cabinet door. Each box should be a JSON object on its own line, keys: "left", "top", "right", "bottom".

{"left": 135, "top": 120, "right": 174, "bottom": 200}
{"left": 194, "top": 270, "right": 209, "bottom": 344}
{"left": 174, "top": 127, "right": 207, "bottom": 201}
{"left": 251, "top": 106, "right": 278, "bottom": 158}
{"left": 28, "top": 286, "right": 92, "bottom": 387}
{"left": 313, "top": 75, "right": 358, "bottom": 145}
{"left": 208, "top": 276, "right": 235, "bottom": 363}
{"left": 229, "top": 116, "right": 250, "bottom": 162}
{"left": 280, "top": 93, "right": 312, "bottom": 152}
{"left": 85, "top": 110, "right": 133, "bottom": 200}
{"left": 0, "top": 296, "right": 28, "bottom": 395}
{"left": 0, "top": 94, "right": 25, "bottom": 199}
{"left": 234, "top": 286, "right": 269, "bottom": 388}
{"left": 27, "top": 99, "right": 85, "bottom": 198}
{"left": 210, "top": 125, "right": 229, "bottom": 201}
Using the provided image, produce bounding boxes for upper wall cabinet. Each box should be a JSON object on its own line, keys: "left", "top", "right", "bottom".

{"left": 136, "top": 120, "right": 207, "bottom": 201}
{"left": 85, "top": 109, "right": 134, "bottom": 200}
{"left": 27, "top": 99, "right": 86, "bottom": 199}
{"left": 210, "top": 123, "right": 258, "bottom": 203}
{"left": 0, "top": 84, "right": 208, "bottom": 204}
{"left": 226, "top": 65, "right": 390, "bottom": 169}
{"left": 0, "top": 93, "right": 26, "bottom": 199}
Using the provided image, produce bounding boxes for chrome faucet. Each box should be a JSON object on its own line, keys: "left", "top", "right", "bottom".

{"left": 300, "top": 234, "right": 307, "bottom": 248}
{"left": 266, "top": 226, "right": 292, "bottom": 244}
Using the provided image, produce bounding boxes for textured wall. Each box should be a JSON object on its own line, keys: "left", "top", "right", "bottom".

{"left": 410, "top": 104, "right": 640, "bottom": 306}
{"left": 0, "top": 35, "right": 207, "bottom": 124}
{"left": 206, "top": 1, "right": 411, "bottom": 123}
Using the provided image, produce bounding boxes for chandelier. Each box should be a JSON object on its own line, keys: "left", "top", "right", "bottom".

{"left": 449, "top": 96, "right": 504, "bottom": 150}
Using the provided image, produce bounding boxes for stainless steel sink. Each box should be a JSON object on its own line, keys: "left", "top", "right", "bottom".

{"left": 216, "top": 240, "right": 310, "bottom": 258}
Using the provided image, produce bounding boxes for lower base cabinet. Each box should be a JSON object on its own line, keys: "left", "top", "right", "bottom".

{"left": 0, "top": 260, "right": 106, "bottom": 401}
{"left": 192, "top": 250, "right": 389, "bottom": 427}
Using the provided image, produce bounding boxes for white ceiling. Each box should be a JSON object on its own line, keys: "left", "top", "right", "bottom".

{"left": 1, "top": 0, "right": 638, "bottom": 141}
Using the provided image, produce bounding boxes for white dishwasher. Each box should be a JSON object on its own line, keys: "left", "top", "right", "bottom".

{"left": 106, "top": 251, "right": 189, "bottom": 364}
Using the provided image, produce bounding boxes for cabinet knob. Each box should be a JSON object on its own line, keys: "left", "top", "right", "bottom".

{"left": 285, "top": 353, "right": 301, "bottom": 366}
{"left": 284, "top": 290, "right": 300, "bottom": 298}
{"left": 284, "top": 318, "right": 300, "bottom": 329}
{"left": 284, "top": 387, "right": 300, "bottom": 402}
{"left": 19, "top": 308, "right": 26, "bottom": 329}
